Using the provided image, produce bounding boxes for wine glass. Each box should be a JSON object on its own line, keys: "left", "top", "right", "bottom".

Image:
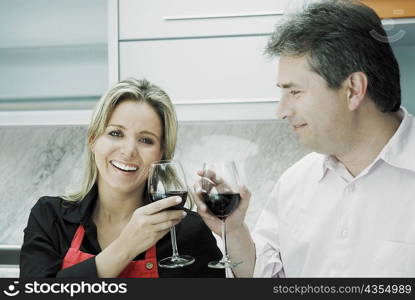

{"left": 148, "top": 160, "right": 195, "bottom": 268}
{"left": 200, "top": 161, "right": 242, "bottom": 269}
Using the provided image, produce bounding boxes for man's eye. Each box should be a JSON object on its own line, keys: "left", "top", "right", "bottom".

{"left": 139, "top": 137, "right": 154, "bottom": 145}
{"left": 109, "top": 130, "right": 122, "bottom": 137}
{"left": 290, "top": 90, "right": 301, "bottom": 96}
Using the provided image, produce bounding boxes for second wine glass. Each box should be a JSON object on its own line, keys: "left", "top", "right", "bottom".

{"left": 148, "top": 160, "right": 195, "bottom": 268}
{"left": 200, "top": 161, "right": 242, "bottom": 269}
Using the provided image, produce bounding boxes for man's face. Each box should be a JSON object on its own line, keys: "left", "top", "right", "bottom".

{"left": 276, "top": 55, "right": 352, "bottom": 155}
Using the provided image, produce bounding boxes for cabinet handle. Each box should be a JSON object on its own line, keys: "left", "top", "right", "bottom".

{"left": 164, "top": 11, "right": 283, "bottom": 21}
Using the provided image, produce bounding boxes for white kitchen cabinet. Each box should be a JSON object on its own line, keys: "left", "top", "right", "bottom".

{"left": 112, "top": 0, "right": 284, "bottom": 121}
{"left": 119, "top": 36, "right": 278, "bottom": 103}
{"left": 109, "top": 0, "right": 415, "bottom": 121}
{"left": 119, "top": 0, "right": 289, "bottom": 40}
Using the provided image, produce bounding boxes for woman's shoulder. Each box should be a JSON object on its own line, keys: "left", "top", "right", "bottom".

{"left": 30, "top": 195, "right": 78, "bottom": 221}
{"left": 33, "top": 195, "right": 66, "bottom": 210}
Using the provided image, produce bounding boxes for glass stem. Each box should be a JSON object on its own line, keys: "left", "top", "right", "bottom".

{"left": 170, "top": 226, "right": 179, "bottom": 259}
{"left": 222, "top": 219, "right": 230, "bottom": 261}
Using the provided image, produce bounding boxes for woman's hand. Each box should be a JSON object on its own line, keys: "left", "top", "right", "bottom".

{"left": 96, "top": 196, "right": 186, "bottom": 277}
{"left": 193, "top": 170, "right": 251, "bottom": 236}
{"left": 118, "top": 196, "right": 186, "bottom": 260}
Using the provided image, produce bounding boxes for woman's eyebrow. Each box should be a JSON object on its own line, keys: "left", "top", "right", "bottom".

{"left": 140, "top": 130, "right": 160, "bottom": 140}
{"left": 107, "top": 123, "right": 125, "bottom": 129}
{"left": 107, "top": 124, "right": 160, "bottom": 140}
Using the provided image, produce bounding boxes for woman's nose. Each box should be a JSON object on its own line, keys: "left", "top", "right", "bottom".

{"left": 120, "top": 138, "right": 139, "bottom": 158}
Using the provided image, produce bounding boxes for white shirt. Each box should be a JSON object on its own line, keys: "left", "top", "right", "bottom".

{"left": 253, "top": 107, "right": 415, "bottom": 277}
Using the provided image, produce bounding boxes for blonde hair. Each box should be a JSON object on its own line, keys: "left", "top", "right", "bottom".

{"left": 63, "top": 78, "right": 178, "bottom": 203}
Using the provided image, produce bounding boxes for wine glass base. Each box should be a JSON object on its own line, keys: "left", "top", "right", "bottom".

{"left": 158, "top": 255, "right": 195, "bottom": 268}
{"left": 208, "top": 258, "right": 242, "bottom": 269}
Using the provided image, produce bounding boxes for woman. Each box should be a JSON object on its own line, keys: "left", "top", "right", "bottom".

{"left": 20, "top": 78, "right": 224, "bottom": 278}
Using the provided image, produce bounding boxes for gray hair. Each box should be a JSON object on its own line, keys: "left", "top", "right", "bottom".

{"left": 266, "top": 0, "right": 401, "bottom": 112}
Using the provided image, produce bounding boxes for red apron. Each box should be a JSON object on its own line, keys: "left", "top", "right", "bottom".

{"left": 62, "top": 225, "right": 159, "bottom": 278}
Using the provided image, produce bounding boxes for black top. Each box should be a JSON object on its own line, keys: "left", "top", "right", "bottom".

{"left": 20, "top": 185, "right": 224, "bottom": 278}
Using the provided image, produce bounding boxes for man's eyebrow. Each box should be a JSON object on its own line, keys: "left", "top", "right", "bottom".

{"left": 276, "top": 82, "right": 303, "bottom": 89}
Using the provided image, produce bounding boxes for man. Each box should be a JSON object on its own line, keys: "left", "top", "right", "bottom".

{"left": 195, "top": 0, "right": 415, "bottom": 277}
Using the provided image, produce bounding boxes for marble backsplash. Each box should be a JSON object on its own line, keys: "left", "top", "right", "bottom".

{"left": 0, "top": 120, "right": 308, "bottom": 247}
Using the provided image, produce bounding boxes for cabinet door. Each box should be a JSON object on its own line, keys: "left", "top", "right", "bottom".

{"left": 361, "top": 0, "right": 415, "bottom": 19}
{"left": 119, "top": 36, "right": 279, "bottom": 103}
{"left": 119, "top": 0, "right": 289, "bottom": 39}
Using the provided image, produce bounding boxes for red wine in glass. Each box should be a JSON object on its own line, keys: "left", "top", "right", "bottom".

{"left": 151, "top": 191, "right": 188, "bottom": 210}
{"left": 201, "top": 192, "right": 240, "bottom": 220}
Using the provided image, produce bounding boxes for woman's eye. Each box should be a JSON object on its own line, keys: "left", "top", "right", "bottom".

{"left": 139, "top": 137, "right": 154, "bottom": 145}
{"left": 109, "top": 130, "right": 122, "bottom": 137}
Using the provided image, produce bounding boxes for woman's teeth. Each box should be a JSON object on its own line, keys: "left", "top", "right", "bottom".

{"left": 111, "top": 161, "right": 138, "bottom": 172}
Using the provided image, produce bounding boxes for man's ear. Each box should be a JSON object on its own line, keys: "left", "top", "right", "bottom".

{"left": 346, "top": 72, "right": 368, "bottom": 111}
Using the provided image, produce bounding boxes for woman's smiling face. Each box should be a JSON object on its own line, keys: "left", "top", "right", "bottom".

{"left": 92, "top": 100, "right": 163, "bottom": 195}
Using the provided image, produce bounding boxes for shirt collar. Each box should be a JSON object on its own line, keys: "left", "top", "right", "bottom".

{"left": 378, "top": 107, "right": 415, "bottom": 173}
{"left": 317, "top": 107, "right": 415, "bottom": 181}
{"left": 62, "top": 184, "right": 98, "bottom": 224}
{"left": 317, "top": 155, "right": 335, "bottom": 181}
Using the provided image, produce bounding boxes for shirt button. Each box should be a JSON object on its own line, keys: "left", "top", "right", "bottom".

{"left": 341, "top": 229, "right": 348, "bottom": 238}
{"left": 145, "top": 262, "right": 154, "bottom": 270}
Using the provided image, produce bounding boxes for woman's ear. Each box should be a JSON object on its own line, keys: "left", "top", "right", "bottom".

{"left": 346, "top": 72, "right": 368, "bottom": 111}
{"left": 89, "top": 140, "right": 96, "bottom": 156}
{"left": 88, "top": 135, "right": 96, "bottom": 153}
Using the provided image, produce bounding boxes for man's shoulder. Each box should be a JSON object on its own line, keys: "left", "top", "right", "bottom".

{"left": 279, "top": 152, "right": 325, "bottom": 183}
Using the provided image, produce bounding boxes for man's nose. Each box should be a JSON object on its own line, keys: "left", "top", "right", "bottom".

{"left": 276, "top": 96, "right": 294, "bottom": 120}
